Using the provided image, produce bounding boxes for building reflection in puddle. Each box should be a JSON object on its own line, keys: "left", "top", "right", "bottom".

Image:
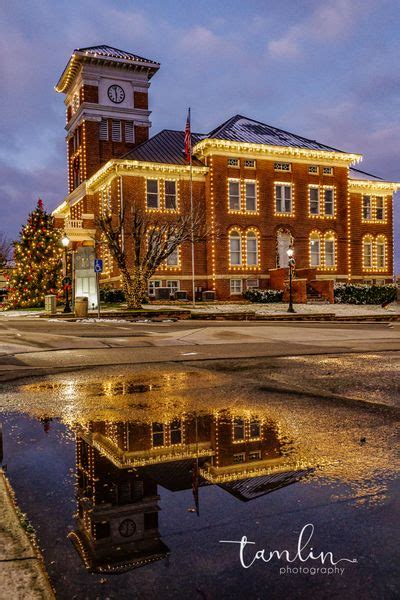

{"left": 69, "top": 410, "right": 312, "bottom": 574}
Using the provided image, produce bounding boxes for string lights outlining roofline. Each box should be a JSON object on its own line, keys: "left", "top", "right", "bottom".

{"left": 193, "top": 138, "right": 363, "bottom": 166}
{"left": 55, "top": 45, "right": 160, "bottom": 94}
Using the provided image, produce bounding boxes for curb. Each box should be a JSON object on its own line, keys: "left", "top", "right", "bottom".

{"left": 0, "top": 469, "right": 55, "bottom": 599}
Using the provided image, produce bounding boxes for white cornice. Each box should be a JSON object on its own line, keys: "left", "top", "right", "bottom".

{"left": 56, "top": 52, "right": 159, "bottom": 94}
{"left": 86, "top": 159, "right": 208, "bottom": 190}
{"left": 66, "top": 104, "right": 151, "bottom": 133}
{"left": 349, "top": 179, "right": 400, "bottom": 194}
{"left": 193, "top": 138, "right": 362, "bottom": 166}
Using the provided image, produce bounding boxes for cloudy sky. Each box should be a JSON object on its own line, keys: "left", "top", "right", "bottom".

{"left": 1, "top": 0, "right": 399, "bottom": 268}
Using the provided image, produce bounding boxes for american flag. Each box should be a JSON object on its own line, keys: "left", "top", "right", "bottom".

{"left": 184, "top": 108, "right": 191, "bottom": 163}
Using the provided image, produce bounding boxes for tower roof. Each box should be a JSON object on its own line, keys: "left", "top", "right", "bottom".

{"left": 55, "top": 45, "right": 160, "bottom": 94}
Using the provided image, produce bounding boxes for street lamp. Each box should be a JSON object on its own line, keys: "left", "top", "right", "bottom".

{"left": 287, "top": 245, "right": 295, "bottom": 313}
{"left": 61, "top": 234, "right": 71, "bottom": 313}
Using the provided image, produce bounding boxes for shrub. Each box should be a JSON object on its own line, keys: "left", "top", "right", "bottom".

{"left": 243, "top": 288, "right": 284, "bottom": 303}
{"left": 334, "top": 283, "right": 396, "bottom": 305}
{"left": 100, "top": 287, "right": 125, "bottom": 303}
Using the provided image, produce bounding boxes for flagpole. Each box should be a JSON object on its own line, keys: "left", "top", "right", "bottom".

{"left": 189, "top": 107, "right": 196, "bottom": 308}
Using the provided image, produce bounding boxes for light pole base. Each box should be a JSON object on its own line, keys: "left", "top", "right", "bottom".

{"left": 287, "top": 305, "right": 295, "bottom": 313}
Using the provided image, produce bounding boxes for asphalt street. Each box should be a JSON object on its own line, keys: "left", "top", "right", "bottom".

{"left": 0, "top": 316, "right": 400, "bottom": 381}
{"left": 1, "top": 315, "right": 399, "bottom": 600}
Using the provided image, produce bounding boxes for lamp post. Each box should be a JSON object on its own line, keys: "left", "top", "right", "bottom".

{"left": 61, "top": 234, "right": 71, "bottom": 313}
{"left": 287, "top": 246, "right": 295, "bottom": 313}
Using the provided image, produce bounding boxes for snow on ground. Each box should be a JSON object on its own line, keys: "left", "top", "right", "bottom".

{"left": 154, "top": 302, "right": 400, "bottom": 316}
{"left": 1, "top": 303, "right": 400, "bottom": 319}
{"left": 0, "top": 310, "right": 43, "bottom": 317}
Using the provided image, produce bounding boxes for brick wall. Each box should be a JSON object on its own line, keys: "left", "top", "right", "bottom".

{"left": 66, "top": 154, "right": 394, "bottom": 298}
{"left": 117, "top": 175, "right": 208, "bottom": 291}
{"left": 134, "top": 91, "right": 148, "bottom": 110}
{"left": 349, "top": 191, "right": 393, "bottom": 279}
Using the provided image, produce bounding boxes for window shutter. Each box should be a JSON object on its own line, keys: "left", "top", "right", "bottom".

{"left": 125, "top": 121, "right": 134, "bottom": 143}
{"left": 99, "top": 119, "right": 108, "bottom": 140}
{"left": 111, "top": 120, "right": 121, "bottom": 142}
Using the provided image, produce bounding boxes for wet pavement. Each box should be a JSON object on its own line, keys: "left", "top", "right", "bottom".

{"left": 0, "top": 354, "right": 399, "bottom": 599}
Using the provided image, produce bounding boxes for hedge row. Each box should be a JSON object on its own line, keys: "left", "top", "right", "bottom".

{"left": 99, "top": 284, "right": 397, "bottom": 305}
{"left": 334, "top": 283, "right": 397, "bottom": 305}
{"left": 243, "top": 289, "right": 284, "bottom": 303}
{"left": 100, "top": 288, "right": 125, "bottom": 303}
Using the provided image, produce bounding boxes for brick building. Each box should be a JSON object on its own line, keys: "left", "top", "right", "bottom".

{"left": 70, "top": 410, "right": 309, "bottom": 571}
{"left": 53, "top": 45, "right": 399, "bottom": 302}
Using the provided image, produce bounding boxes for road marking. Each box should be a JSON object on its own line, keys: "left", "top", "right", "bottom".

{"left": 181, "top": 352, "right": 198, "bottom": 356}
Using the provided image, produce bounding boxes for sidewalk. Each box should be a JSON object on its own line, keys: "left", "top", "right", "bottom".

{"left": 3, "top": 302, "right": 400, "bottom": 317}
{"left": 0, "top": 469, "right": 54, "bottom": 600}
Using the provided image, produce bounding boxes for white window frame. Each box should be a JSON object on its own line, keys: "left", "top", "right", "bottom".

{"left": 376, "top": 239, "right": 386, "bottom": 268}
{"left": 166, "top": 280, "right": 180, "bottom": 292}
{"left": 249, "top": 450, "right": 262, "bottom": 461}
{"left": 233, "top": 452, "right": 246, "bottom": 463}
{"left": 362, "top": 196, "right": 372, "bottom": 220}
{"left": 309, "top": 186, "right": 320, "bottom": 215}
{"left": 246, "top": 278, "right": 259, "bottom": 289}
{"left": 274, "top": 162, "right": 291, "bottom": 172}
{"left": 246, "top": 231, "right": 258, "bottom": 266}
{"left": 308, "top": 165, "right": 319, "bottom": 175}
{"left": 363, "top": 239, "right": 373, "bottom": 268}
{"left": 146, "top": 179, "right": 159, "bottom": 209}
{"left": 244, "top": 180, "right": 257, "bottom": 212}
{"left": 233, "top": 417, "right": 245, "bottom": 440}
{"left": 375, "top": 197, "right": 384, "bottom": 220}
{"left": 244, "top": 159, "right": 256, "bottom": 168}
{"left": 170, "top": 419, "right": 182, "bottom": 445}
{"left": 164, "top": 180, "right": 177, "bottom": 210}
{"left": 230, "top": 279, "right": 243, "bottom": 295}
{"left": 166, "top": 246, "right": 179, "bottom": 267}
{"left": 323, "top": 166, "right": 333, "bottom": 175}
{"left": 228, "top": 179, "right": 241, "bottom": 211}
{"left": 227, "top": 157, "right": 239, "bottom": 167}
{"left": 148, "top": 280, "right": 162, "bottom": 296}
{"left": 324, "top": 187, "right": 334, "bottom": 216}
{"left": 310, "top": 236, "right": 321, "bottom": 267}
{"left": 324, "top": 236, "right": 335, "bottom": 267}
{"left": 229, "top": 231, "right": 242, "bottom": 265}
{"left": 275, "top": 184, "right": 292, "bottom": 214}
{"left": 152, "top": 423, "right": 165, "bottom": 447}
{"left": 249, "top": 418, "right": 261, "bottom": 438}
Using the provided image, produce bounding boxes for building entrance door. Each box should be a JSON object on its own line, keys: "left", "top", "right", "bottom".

{"left": 277, "top": 231, "right": 292, "bottom": 268}
{"left": 75, "top": 246, "right": 98, "bottom": 308}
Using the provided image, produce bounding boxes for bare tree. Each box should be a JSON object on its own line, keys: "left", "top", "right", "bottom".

{"left": 97, "top": 203, "right": 210, "bottom": 309}
{"left": 0, "top": 233, "right": 11, "bottom": 270}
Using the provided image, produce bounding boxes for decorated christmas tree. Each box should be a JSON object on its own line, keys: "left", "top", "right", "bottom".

{"left": 6, "top": 199, "right": 63, "bottom": 308}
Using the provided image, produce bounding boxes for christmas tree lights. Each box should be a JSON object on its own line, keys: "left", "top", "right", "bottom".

{"left": 6, "top": 199, "right": 63, "bottom": 308}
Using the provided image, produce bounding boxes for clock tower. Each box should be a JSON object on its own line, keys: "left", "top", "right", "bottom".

{"left": 55, "top": 45, "right": 160, "bottom": 192}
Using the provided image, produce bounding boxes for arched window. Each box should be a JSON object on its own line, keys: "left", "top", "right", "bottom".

{"left": 246, "top": 231, "right": 258, "bottom": 266}
{"left": 309, "top": 232, "right": 321, "bottom": 267}
{"left": 362, "top": 235, "right": 373, "bottom": 268}
{"left": 229, "top": 230, "right": 242, "bottom": 265}
{"left": 324, "top": 232, "right": 336, "bottom": 267}
{"left": 376, "top": 235, "right": 386, "bottom": 269}
{"left": 166, "top": 246, "right": 179, "bottom": 267}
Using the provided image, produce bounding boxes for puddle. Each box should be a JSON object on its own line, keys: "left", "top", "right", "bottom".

{"left": 1, "top": 362, "right": 399, "bottom": 599}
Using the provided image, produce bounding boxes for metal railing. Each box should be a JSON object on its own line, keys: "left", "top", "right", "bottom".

{"left": 64, "top": 218, "right": 83, "bottom": 230}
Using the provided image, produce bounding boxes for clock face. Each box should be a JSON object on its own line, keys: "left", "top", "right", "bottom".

{"left": 119, "top": 518, "right": 136, "bottom": 538}
{"left": 107, "top": 84, "right": 125, "bottom": 104}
